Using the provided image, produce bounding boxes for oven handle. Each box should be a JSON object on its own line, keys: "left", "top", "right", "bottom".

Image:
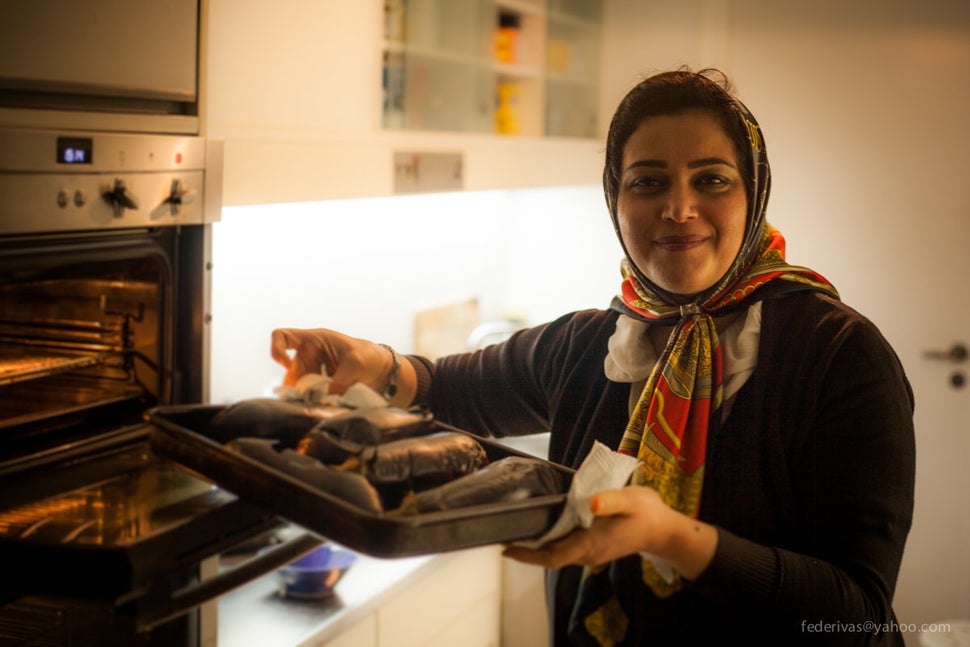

{"left": 136, "top": 531, "right": 324, "bottom": 632}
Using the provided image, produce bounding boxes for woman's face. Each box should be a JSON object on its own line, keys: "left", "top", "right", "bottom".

{"left": 616, "top": 110, "right": 748, "bottom": 298}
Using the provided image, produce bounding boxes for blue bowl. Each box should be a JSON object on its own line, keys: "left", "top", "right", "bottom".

{"left": 275, "top": 544, "right": 357, "bottom": 599}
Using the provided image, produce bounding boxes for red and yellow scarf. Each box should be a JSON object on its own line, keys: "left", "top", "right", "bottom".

{"left": 616, "top": 222, "right": 837, "bottom": 596}
{"left": 572, "top": 225, "right": 839, "bottom": 646}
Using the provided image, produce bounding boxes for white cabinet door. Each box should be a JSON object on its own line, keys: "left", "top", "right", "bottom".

{"left": 319, "top": 613, "right": 377, "bottom": 647}
{"left": 0, "top": 0, "right": 198, "bottom": 102}
{"left": 205, "top": 0, "right": 379, "bottom": 137}
{"left": 377, "top": 546, "right": 501, "bottom": 647}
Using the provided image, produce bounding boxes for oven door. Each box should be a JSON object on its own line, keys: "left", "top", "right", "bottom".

{"left": 0, "top": 430, "right": 321, "bottom": 636}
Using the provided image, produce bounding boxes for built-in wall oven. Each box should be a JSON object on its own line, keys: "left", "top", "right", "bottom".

{"left": 0, "top": 129, "right": 319, "bottom": 647}
{"left": 0, "top": 4, "right": 322, "bottom": 645}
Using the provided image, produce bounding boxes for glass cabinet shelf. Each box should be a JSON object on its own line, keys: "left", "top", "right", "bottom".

{"left": 382, "top": 0, "right": 602, "bottom": 138}
{"left": 545, "top": 0, "right": 601, "bottom": 137}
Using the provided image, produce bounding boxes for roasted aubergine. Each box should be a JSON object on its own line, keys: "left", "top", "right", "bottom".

{"left": 206, "top": 397, "right": 348, "bottom": 447}
{"left": 226, "top": 437, "right": 384, "bottom": 513}
{"left": 337, "top": 431, "right": 488, "bottom": 501}
{"left": 396, "top": 456, "right": 565, "bottom": 514}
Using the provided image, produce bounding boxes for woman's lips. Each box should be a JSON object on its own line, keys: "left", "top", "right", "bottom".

{"left": 654, "top": 235, "right": 708, "bottom": 252}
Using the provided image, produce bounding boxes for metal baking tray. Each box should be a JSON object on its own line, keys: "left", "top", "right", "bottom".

{"left": 146, "top": 403, "right": 572, "bottom": 558}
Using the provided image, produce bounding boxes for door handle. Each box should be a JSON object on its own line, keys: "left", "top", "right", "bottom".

{"left": 135, "top": 530, "right": 323, "bottom": 632}
{"left": 923, "top": 343, "right": 968, "bottom": 362}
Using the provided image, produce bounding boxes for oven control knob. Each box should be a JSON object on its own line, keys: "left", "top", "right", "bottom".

{"left": 165, "top": 178, "right": 197, "bottom": 215}
{"left": 103, "top": 179, "right": 140, "bottom": 217}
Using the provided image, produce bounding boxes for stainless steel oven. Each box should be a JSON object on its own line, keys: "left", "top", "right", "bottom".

{"left": 0, "top": 128, "right": 319, "bottom": 647}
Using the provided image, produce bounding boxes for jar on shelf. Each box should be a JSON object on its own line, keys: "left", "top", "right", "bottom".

{"left": 494, "top": 81, "right": 521, "bottom": 134}
{"left": 495, "top": 11, "right": 521, "bottom": 64}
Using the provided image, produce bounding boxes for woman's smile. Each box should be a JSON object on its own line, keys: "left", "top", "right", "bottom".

{"left": 654, "top": 234, "right": 709, "bottom": 252}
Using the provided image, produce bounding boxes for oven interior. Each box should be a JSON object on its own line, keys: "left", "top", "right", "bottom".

{"left": 0, "top": 227, "right": 284, "bottom": 645}
{"left": 0, "top": 233, "right": 166, "bottom": 468}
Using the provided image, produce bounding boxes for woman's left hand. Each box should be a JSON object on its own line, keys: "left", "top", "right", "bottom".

{"left": 502, "top": 485, "right": 718, "bottom": 580}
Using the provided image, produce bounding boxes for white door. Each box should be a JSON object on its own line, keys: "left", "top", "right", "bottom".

{"left": 728, "top": 0, "right": 970, "bottom": 637}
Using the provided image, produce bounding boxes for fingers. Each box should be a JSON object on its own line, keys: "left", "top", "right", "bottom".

{"left": 501, "top": 545, "right": 547, "bottom": 566}
{"left": 271, "top": 328, "right": 327, "bottom": 387}
{"left": 501, "top": 492, "right": 636, "bottom": 569}
{"left": 268, "top": 328, "right": 380, "bottom": 395}
{"left": 502, "top": 528, "right": 599, "bottom": 570}
{"left": 328, "top": 354, "right": 366, "bottom": 395}
{"left": 270, "top": 329, "right": 296, "bottom": 368}
{"left": 590, "top": 486, "right": 662, "bottom": 518}
{"left": 289, "top": 350, "right": 324, "bottom": 387}
{"left": 503, "top": 542, "right": 574, "bottom": 569}
{"left": 590, "top": 490, "right": 625, "bottom": 517}
{"left": 272, "top": 328, "right": 318, "bottom": 387}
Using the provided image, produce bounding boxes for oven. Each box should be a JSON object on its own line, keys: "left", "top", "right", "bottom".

{"left": 0, "top": 128, "right": 320, "bottom": 647}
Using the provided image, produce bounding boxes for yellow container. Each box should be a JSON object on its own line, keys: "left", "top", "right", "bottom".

{"left": 495, "top": 82, "right": 521, "bottom": 135}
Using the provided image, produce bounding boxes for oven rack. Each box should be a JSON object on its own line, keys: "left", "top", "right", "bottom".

{"left": 0, "top": 348, "right": 126, "bottom": 387}
{"left": 0, "top": 338, "right": 150, "bottom": 428}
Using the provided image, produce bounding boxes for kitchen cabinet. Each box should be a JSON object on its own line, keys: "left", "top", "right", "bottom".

{"left": 319, "top": 615, "right": 376, "bottom": 647}
{"left": 375, "top": 545, "right": 501, "bottom": 647}
{"left": 203, "top": 0, "right": 603, "bottom": 206}
{"left": 0, "top": 0, "right": 201, "bottom": 135}
{"left": 382, "top": 0, "right": 601, "bottom": 138}
{"left": 317, "top": 546, "right": 502, "bottom": 647}
{"left": 544, "top": 0, "right": 603, "bottom": 137}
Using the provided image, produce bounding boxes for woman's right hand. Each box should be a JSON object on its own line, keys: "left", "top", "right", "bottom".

{"left": 502, "top": 485, "right": 718, "bottom": 581}
{"left": 270, "top": 328, "right": 394, "bottom": 396}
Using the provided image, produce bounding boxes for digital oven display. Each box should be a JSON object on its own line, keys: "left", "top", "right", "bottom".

{"left": 56, "top": 137, "right": 93, "bottom": 164}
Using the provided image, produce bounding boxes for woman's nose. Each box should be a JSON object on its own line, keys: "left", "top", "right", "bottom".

{"left": 662, "top": 183, "right": 697, "bottom": 222}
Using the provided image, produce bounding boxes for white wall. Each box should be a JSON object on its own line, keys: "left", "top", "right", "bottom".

{"left": 209, "top": 185, "right": 621, "bottom": 404}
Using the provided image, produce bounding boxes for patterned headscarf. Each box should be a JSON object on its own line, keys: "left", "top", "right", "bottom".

{"left": 570, "top": 71, "right": 838, "bottom": 646}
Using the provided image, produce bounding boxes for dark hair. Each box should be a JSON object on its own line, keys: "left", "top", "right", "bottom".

{"left": 603, "top": 68, "right": 756, "bottom": 218}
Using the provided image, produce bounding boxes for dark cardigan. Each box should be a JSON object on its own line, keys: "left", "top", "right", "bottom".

{"left": 411, "top": 291, "right": 915, "bottom": 645}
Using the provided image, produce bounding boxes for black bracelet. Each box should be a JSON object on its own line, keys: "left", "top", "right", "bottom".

{"left": 378, "top": 343, "right": 400, "bottom": 399}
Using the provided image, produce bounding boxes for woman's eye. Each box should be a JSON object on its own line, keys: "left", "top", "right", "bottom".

{"left": 627, "top": 176, "right": 664, "bottom": 190}
{"left": 696, "top": 174, "right": 732, "bottom": 188}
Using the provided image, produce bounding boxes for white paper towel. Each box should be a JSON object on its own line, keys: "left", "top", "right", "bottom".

{"left": 273, "top": 367, "right": 387, "bottom": 409}
{"left": 511, "top": 441, "right": 676, "bottom": 582}
{"left": 513, "top": 441, "right": 640, "bottom": 549}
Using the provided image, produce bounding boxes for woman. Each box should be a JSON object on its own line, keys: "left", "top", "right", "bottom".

{"left": 271, "top": 69, "right": 915, "bottom": 645}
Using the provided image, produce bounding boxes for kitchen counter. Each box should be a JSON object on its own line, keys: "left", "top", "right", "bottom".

{"left": 217, "top": 540, "right": 439, "bottom": 647}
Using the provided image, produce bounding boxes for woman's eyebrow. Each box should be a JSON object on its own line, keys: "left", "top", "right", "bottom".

{"left": 624, "top": 159, "right": 666, "bottom": 171}
{"left": 625, "top": 157, "right": 737, "bottom": 172}
{"left": 688, "top": 157, "right": 736, "bottom": 169}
